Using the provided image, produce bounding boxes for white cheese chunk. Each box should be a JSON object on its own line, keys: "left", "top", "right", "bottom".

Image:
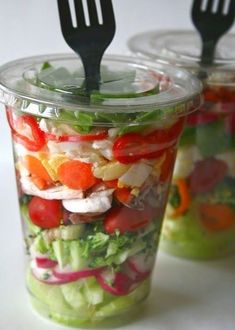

{"left": 173, "top": 145, "right": 202, "bottom": 179}
{"left": 118, "top": 163, "right": 152, "bottom": 188}
{"left": 215, "top": 151, "right": 235, "bottom": 178}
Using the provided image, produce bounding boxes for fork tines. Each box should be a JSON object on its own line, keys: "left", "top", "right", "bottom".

{"left": 58, "top": 0, "right": 115, "bottom": 28}
{"left": 192, "top": 0, "right": 235, "bottom": 64}
{"left": 193, "top": 0, "right": 235, "bottom": 16}
{"left": 57, "top": 0, "right": 116, "bottom": 93}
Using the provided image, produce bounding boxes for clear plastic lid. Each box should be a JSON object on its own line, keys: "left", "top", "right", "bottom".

{"left": 0, "top": 54, "right": 201, "bottom": 123}
{"left": 128, "top": 30, "right": 235, "bottom": 69}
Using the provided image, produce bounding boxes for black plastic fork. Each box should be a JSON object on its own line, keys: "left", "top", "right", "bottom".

{"left": 57, "top": 0, "right": 116, "bottom": 93}
{"left": 192, "top": 0, "right": 235, "bottom": 65}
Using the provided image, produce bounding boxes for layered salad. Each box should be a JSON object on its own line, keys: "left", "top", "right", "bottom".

{"left": 161, "top": 78, "right": 235, "bottom": 259}
{"left": 5, "top": 60, "right": 189, "bottom": 326}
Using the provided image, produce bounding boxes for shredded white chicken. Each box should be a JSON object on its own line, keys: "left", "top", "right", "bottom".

{"left": 62, "top": 189, "right": 114, "bottom": 214}
{"left": 47, "top": 140, "right": 105, "bottom": 165}
{"left": 20, "top": 176, "right": 83, "bottom": 200}
{"left": 92, "top": 139, "right": 114, "bottom": 160}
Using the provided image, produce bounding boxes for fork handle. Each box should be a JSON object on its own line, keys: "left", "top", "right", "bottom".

{"left": 82, "top": 55, "right": 102, "bottom": 93}
{"left": 201, "top": 39, "right": 217, "bottom": 66}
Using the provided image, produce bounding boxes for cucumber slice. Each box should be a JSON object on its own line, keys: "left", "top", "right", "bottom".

{"left": 95, "top": 279, "right": 150, "bottom": 318}
{"left": 27, "top": 269, "right": 72, "bottom": 314}
{"left": 70, "top": 240, "right": 88, "bottom": 271}
{"left": 42, "top": 224, "right": 85, "bottom": 245}
{"left": 50, "top": 312, "right": 89, "bottom": 327}
{"left": 161, "top": 204, "right": 235, "bottom": 259}
{"left": 52, "top": 240, "right": 70, "bottom": 268}
{"left": 33, "top": 235, "right": 48, "bottom": 254}
{"left": 83, "top": 277, "right": 104, "bottom": 305}
{"left": 60, "top": 281, "right": 89, "bottom": 311}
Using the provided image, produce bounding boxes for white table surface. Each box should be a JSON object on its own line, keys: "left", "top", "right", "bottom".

{"left": 1, "top": 110, "right": 235, "bottom": 330}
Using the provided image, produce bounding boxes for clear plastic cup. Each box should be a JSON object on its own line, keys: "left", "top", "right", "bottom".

{"left": 0, "top": 54, "right": 201, "bottom": 327}
{"left": 129, "top": 30, "right": 235, "bottom": 259}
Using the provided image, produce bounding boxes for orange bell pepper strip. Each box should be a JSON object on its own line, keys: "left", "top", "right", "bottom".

{"left": 103, "top": 179, "right": 118, "bottom": 189}
{"left": 31, "top": 176, "right": 50, "bottom": 190}
{"left": 114, "top": 187, "right": 132, "bottom": 204}
{"left": 23, "top": 155, "right": 54, "bottom": 190}
{"left": 23, "top": 155, "right": 53, "bottom": 183}
{"left": 172, "top": 178, "right": 191, "bottom": 218}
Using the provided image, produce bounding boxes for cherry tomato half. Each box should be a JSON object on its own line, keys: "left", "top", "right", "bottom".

{"left": 104, "top": 205, "right": 155, "bottom": 234}
{"left": 204, "top": 86, "right": 235, "bottom": 104}
{"left": 28, "top": 197, "right": 62, "bottom": 229}
{"left": 203, "top": 86, "right": 235, "bottom": 114}
{"left": 189, "top": 158, "right": 228, "bottom": 194}
{"left": 199, "top": 203, "right": 235, "bottom": 231}
{"left": 187, "top": 85, "right": 235, "bottom": 126}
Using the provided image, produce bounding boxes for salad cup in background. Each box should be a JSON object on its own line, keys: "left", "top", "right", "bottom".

{"left": 0, "top": 54, "right": 201, "bottom": 327}
{"left": 129, "top": 31, "right": 235, "bottom": 259}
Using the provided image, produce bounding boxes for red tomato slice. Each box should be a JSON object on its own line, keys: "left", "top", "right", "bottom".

{"left": 147, "top": 118, "right": 184, "bottom": 144}
{"left": 225, "top": 112, "right": 235, "bottom": 134}
{"left": 189, "top": 158, "right": 228, "bottom": 194}
{"left": 187, "top": 108, "right": 220, "bottom": 126}
{"left": 113, "top": 119, "right": 184, "bottom": 164}
{"left": 199, "top": 203, "right": 235, "bottom": 231}
{"left": 28, "top": 197, "right": 62, "bottom": 229}
{"left": 112, "top": 133, "right": 146, "bottom": 164}
{"left": 104, "top": 205, "right": 155, "bottom": 234}
{"left": 159, "top": 147, "right": 177, "bottom": 183}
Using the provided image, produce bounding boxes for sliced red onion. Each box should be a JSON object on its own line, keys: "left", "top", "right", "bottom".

{"left": 32, "top": 259, "right": 105, "bottom": 285}
{"left": 32, "top": 268, "right": 70, "bottom": 285}
{"left": 122, "top": 262, "right": 149, "bottom": 284}
{"left": 53, "top": 265, "right": 105, "bottom": 282}
{"left": 35, "top": 257, "right": 58, "bottom": 269}
{"left": 96, "top": 270, "right": 137, "bottom": 296}
{"left": 122, "top": 262, "right": 139, "bottom": 281}
{"left": 127, "top": 253, "right": 155, "bottom": 275}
